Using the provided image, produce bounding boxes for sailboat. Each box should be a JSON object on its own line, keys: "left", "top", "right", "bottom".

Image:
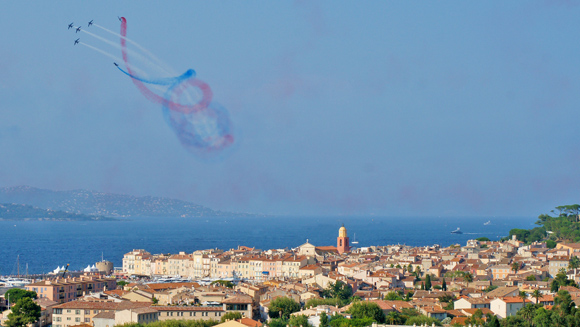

{"left": 352, "top": 233, "right": 359, "bottom": 244}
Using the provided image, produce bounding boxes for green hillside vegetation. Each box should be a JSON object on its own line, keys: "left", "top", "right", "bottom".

{"left": 0, "top": 203, "right": 115, "bottom": 221}
{"left": 508, "top": 205, "right": 580, "bottom": 246}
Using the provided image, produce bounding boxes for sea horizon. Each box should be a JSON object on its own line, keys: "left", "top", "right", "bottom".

{"left": 2, "top": 215, "right": 536, "bottom": 276}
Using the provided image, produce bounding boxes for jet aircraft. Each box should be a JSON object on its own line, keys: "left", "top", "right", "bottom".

{"left": 76, "top": 26, "right": 81, "bottom": 33}
{"left": 118, "top": 16, "right": 122, "bottom": 22}
{"left": 74, "top": 38, "right": 80, "bottom": 45}
{"left": 114, "top": 62, "right": 119, "bottom": 67}
{"left": 88, "top": 20, "right": 93, "bottom": 27}
{"left": 68, "top": 22, "right": 74, "bottom": 29}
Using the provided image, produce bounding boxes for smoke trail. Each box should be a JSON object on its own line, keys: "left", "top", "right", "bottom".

{"left": 78, "top": 26, "right": 160, "bottom": 75}
{"left": 80, "top": 42, "right": 122, "bottom": 62}
{"left": 117, "top": 17, "right": 235, "bottom": 156}
{"left": 81, "top": 42, "right": 165, "bottom": 93}
{"left": 93, "top": 23, "right": 175, "bottom": 75}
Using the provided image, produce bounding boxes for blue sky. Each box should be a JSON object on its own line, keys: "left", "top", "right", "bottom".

{"left": 0, "top": 1, "right": 579, "bottom": 217}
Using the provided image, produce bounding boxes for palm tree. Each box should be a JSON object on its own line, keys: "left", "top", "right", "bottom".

{"left": 569, "top": 256, "right": 580, "bottom": 279}
{"left": 519, "top": 290, "right": 528, "bottom": 307}
{"left": 520, "top": 303, "right": 535, "bottom": 326}
{"left": 532, "top": 289, "right": 542, "bottom": 305}
{"left": 512, "top": 262, "right": 520, "bottom": 274}
{"left": 463, "top": 272, "right": 473, "bottom": 283}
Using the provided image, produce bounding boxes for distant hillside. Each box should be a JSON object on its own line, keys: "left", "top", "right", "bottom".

{"left": 0, "top": 203, "right": 114, "bottom": 221}
{"left": 0, "top": 186, "right": 253, "bottom": 218}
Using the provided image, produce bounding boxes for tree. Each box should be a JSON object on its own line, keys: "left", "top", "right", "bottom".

{"left": 385, "top": 292, "right": 402, "bottom": 301}
{"left": 532, "top": 289, "right": 542, "bottom": 305}
{"left": 319, "top": 312, "right": 328, "bottom": 327}
{"left": 210, "top": 280, "right": 234, "bottom": 288}
{"left": 442, "top": 278, "right": 447, "bottom": 291}
{"left": 424, "top": 274, "right": 432, "bottom": 291}
{"left": 347, "top": 301, "right": 386, "bottom": 323}
{"left": 569, "top": 256, "right": 580, "bottom": 276}
{"left": 407, "top": 265, "right": 413, "bottom": 273}
{"left": 476, "top": 237, "right": 491, "bottom": 242}
{"left": 512, "top": 262, "right": 520, "bottom": 274}
{"left": 220, "top": 312, "right": 242, "bottom": 322}
{"left": 268, "top": 318, "right": 287, "bottom": 327}
{"left": 555, "top": 289, "right": 573, "bottom": 315}
{"left": 414, "top": 266, "right": 422, "bottom": 277}
{"left": 487, "top": 314, "right": 500, "bottom": 327}
{"left": 526, "top": 275, "right": 537, "bottom": 281}
{"left": 385, "top": 312, "right": 404, "bottom": 325}
{"left": 518, "top": 304, "right": 535, "bottom": 326}
{"left": 268, "top": 297, "right": 300, "bottom": 320}
{"left": 321, "top": 281, "right": 352, "bottom": 302}
{"left": 405, "top": 315, "right": 442, "bottom": 326}
{"left": 152, "top": 296, "right": 159, "bottom": 304}
{"left": 5, "top": 298, "right": 41, "bottom": 327}
{"left": 117, "top": 280, "right": 129, "bottom": 288}
{"left": 463, "top": 272, "right": 473, "bottom": 283}
{"left": 519, "top": 291, "right": 527, "bottom": 307}
{"left": 4, "top": 289, "right": 37, "bottom": 306}
{"left": 288, "top": 315, "right": 310, "bottom": 327}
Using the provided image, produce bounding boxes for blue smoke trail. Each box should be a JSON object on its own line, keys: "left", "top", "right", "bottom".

{"left": 115, "top": 65, "right": 195, "bottom": 86}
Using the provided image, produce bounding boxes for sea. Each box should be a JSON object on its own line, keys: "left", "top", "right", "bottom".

{"left": 0, "top": 216, "right": 537, "bottom": 276}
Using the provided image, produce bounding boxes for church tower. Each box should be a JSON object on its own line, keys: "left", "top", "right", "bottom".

{"left": 337, "top": 224, "right": 350, "bottom": 254}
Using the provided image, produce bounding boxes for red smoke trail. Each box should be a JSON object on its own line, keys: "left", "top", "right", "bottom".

{"left": 119, "top": 17, "right": 212, "bottom": 114}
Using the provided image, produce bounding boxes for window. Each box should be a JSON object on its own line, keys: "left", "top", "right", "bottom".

{"left": 75, "top": 310, "right": 80, "bottom": 315}
{"left": 85, "top": 318, "right": 90, "bottom": 323}
{"left": 66, "top": 310, "right": 71, "bottom": 313}
{"left": 85, "top": 310, "right": 90, "bottom": 314}
{"left": 75, "top": 318, "right": 80, "bottom": 322}
{"left": 67, "top": 317, "right": 71, "bottom": 321}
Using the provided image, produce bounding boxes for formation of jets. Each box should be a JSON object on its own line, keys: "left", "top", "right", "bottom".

{"left": 69, "top": 20, "right": 94, "bottom": 46}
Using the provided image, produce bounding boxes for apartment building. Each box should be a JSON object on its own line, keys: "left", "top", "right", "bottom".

{"left": 52, "top": 301, "right": 151, "bottom": 327}
{"left": 26, "top": 275, "right": 117, "bottom": 304}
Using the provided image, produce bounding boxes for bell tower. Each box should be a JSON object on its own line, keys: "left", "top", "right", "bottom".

{"left": 337, "top": 224, "right": 350, "bottom": 254}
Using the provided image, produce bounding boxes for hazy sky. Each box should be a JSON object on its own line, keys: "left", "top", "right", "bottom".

{"left": 1, "top": 1, "right": 579, "bottom": 217}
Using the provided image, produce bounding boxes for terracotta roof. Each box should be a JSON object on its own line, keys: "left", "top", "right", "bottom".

{"left": 237, "top": 318, "right": 263, "bottom": 327}
{"left": 155, "top": 306, "right": 224, "bottom": 311}
{"left": 54, "top": 301, "right": 151, "bottom": 310}
{"left": 93, "top": 311, "right": 116, "bottom": 319}
{"left": 222, "top": 295, "right": 253, "bottom": 304}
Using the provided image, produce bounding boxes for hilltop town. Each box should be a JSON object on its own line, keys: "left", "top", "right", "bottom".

{"left": 3, "top": 225, "right": 580, "bottom": 327}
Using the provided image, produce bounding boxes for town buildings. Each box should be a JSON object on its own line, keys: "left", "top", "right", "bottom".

{"left": 5, "top": 225, "right": 580, "bottom": 327}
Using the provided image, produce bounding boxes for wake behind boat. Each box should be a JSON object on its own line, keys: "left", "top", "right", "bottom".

{"left": 451, "top": 227, "right": 462, "bottom": 234}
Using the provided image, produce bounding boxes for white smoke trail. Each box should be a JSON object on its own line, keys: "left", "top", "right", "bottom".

{"left": 93, "top": 23, "right": 175, "bottom": 75}
{"left": 77, "top": 26, "right": 163, "bottom": 76}
{"left": 80, "top": 42, "right": 167, "bottom": 94}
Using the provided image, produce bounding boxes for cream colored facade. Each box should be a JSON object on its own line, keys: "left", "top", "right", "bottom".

{"left": 122, "top": 249, "right": 152, "bottom": 276}
{"left": 115, "top": 308, "right": 158, "bottom": 326}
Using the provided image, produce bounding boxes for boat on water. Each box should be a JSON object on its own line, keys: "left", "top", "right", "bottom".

{"left": 484, "top": 220, "right": 491, "bottom": 225}
{"left": 0, "top": 277, "right": 32, "bottom": 287}
{"left": 450, "top": 227, "right": 463, "bottom": 234}
{"left": 352, "top": 233, "right": 359, "bottom": 245}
